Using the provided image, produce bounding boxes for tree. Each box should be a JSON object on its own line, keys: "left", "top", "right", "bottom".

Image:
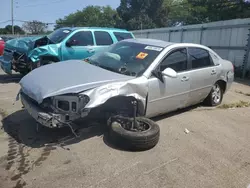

{"left": 117, "top": 0, "right": 179, "bottom": 30}
{"left": 0, "top": 25, "right": 25, "bottom": 34}
{"left": 55, "top": 6, "right": 120, "bottom": 29}
{"left": 186, "top": 0, "right": 250, "bottom": 24}
{"left": 22, "top": 20, "right": 48, "bottom": 34}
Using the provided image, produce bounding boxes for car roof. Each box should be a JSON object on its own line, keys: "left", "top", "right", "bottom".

{"left": 123, "top": 38, "right": 174, "bottom": 48}
{"left": 58, "top": 27, "right": 130, "bottom": 32}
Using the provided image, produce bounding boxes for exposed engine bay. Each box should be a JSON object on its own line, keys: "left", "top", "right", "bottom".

{"left": 33, "top": 36, "right": 52, "bottom": 48}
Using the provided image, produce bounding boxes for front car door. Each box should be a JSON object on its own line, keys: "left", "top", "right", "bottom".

{"left": 146, "top": 48, "right": 191, "bottom": 118}
{"left": 187, "top": 47, "right": 219, "bottom": 106}
{"left": 61, "top": 30, "right": 95, "bottom": 61}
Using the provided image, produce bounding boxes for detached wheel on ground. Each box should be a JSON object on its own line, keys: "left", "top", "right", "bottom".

{"left": 107, "top": 115, "right": 160, "bottom": 151}
{"left": 204, "top": 82, "right": 223, "bottom": 106}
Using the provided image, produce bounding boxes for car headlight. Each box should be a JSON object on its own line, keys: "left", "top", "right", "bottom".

{"left": 52, "top": 94, "right": 90, "bottom": 113}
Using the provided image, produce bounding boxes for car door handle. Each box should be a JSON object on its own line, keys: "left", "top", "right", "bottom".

{"left": 88, "top": 49, "right": 95, "bottom": 53}
{"left": 181, "top": 76, "right": 189, "bottom": 82}
{"left": 211, "top": 69, "right": 217, "bottom": 75}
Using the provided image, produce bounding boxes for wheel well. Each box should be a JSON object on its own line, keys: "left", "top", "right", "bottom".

{"left": 100, "top": 96, "right": 145, "bottom": 117}
{"left": 216, "top": 80, "right": 227, "bottom": 93}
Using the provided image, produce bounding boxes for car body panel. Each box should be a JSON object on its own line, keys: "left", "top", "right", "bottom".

{"left": 28, "top": 44, "right": 60, "bottom": 63}
{"left": 146, "top": 72, "right": 191, "bottom": 118}
{"left": 18, "top": 39, "right": 234, "bottom": 128}
{"left": 188, "top": 66, "right": 220, "bottom": 106}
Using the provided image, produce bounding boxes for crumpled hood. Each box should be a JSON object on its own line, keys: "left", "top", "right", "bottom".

{"left": 19, "top": 60, "right": 133, "bottom": 104}
{"left": 5, "top": 36, "right": 44, "bottom": 53}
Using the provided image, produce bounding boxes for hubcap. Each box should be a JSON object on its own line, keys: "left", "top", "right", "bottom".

{"left": 212, "top": 84, "right": 221, "bottom": 104}
{"left": 112, "top": 116, "right": 150, "bottom": 132}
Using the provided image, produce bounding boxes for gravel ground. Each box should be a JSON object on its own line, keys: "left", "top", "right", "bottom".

{"left": 0, "top": 69, "right": 250, "bottom": 188}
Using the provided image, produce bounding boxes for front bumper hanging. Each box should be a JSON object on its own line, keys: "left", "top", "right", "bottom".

{"left": 20, "top": 93, "right": 67, "bottom": 128}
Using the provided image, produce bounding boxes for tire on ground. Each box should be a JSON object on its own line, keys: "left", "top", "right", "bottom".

{"left": 108, "top": 116, "right": 160, "bottom": 151}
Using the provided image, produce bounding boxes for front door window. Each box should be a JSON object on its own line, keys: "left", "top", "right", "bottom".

{"left": 159, "top": 48, "right": 188, "bottom": 73}
{"left": 69, "top": 31, "right": 94, "bottom": 46}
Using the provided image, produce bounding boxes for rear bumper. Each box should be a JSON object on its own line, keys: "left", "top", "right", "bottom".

{"left": 225, "top": 71, "right": 234, "bottom": 93}
{"left": 0, "top": 56, "right": 12, "bottom": 74}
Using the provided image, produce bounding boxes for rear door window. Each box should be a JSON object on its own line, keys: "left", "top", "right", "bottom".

{"left": 114, "top": 32, "right": 133, "bottom": 41}
{"left": 188, "top": 47, "right": 214, "bottom": 69}
{"left": 94, "top": 31, "right": 113, "bottom": 45}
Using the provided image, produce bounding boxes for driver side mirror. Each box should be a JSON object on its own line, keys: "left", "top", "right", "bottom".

{"left": 162, "top": 68, "right": 177, "bottom": 78}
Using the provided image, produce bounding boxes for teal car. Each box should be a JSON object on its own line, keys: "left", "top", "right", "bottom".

{"left": 0, "top": 27, "right": 135, "bottom": 75}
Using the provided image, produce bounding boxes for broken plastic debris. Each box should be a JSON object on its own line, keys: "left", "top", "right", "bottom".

{"left": 184, "top": 128, "right": 190, "bottom": 134}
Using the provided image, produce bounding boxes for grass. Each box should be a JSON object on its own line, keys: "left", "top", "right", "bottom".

{"left": 218, "top": 101, "right": 250, "bottom": 109}
{"left": 235, "top": 90, "right": 250, "bottom": 96}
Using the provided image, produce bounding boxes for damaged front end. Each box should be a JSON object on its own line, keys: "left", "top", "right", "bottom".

{"left": 19, "top": 77, "right": 148, "bottom": 129}
{"left": 19, "top": 91, "right": 91, "bottom": 128}
{"left": 12, "top": 51, "right": 29, "bottom": 74}
{"left": 28, "top": 44, "right": 60, "bottom": 69}
{"left": 0, "top": 35, "right": 53, "bottom": 74}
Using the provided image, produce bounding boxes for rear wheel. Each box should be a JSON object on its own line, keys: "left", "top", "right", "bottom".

{"left": 204, "top": 82, "right": 223, "bottom": 106}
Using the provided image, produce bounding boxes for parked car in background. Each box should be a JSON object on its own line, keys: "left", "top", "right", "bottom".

{"left": 18, "top": 39, "right": 234, "bottom": 150}
{"left": 0, "top": 37, "right": 5, "bottom": 56}
{"left": 0, "top": 27, "right": 135, "bottom": 75}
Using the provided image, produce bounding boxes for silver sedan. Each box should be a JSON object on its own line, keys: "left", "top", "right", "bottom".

{"left": 18, "top": 38, "right": 234, "bottom": 128}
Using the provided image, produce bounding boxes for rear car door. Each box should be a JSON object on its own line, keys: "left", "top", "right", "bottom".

{"left": 93, "top": 31, "right": 114, "bottom": 54}
{"left": 146, "top": 48, "right": 191, "bottom": 117}
{"left": 61, "top": 31, "right": 95, "bottom": 60}
{"left": 187, "top": 47, "right": 219, "bottom": 105}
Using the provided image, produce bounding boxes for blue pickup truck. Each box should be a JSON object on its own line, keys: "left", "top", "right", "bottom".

{"left": 0, "top": 27, "right": 135, "bottom": 75}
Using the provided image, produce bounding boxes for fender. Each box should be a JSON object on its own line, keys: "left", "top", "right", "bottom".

{"left": 81, "top": 76, "right": 149, "bottom": 116}
{"left": 28, "top": 44, "right": 61, "bottom": 63}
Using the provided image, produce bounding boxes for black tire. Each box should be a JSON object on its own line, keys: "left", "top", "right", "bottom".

{"left": 107, "top": 116, "right": 160, "bottom": 151}
{"left": 203, "top": 82, "right": 223, "bottom": 106}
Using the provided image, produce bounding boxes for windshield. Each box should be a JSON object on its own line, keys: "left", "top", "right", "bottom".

{"left": 88, "top": 41, "right": 163, "bottom": 77}
{"left": 47, "top": 28, "right": 72, "bottom": 44}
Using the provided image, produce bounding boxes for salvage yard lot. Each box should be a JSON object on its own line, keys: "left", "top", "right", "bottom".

{"left": 0, "top": 69, "right": 250, "bottom": 188}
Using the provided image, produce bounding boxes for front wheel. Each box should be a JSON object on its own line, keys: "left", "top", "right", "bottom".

{"left": 204, "top": 83, "right": 223, "bottom": 106}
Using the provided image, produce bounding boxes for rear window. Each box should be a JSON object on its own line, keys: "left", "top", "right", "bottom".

{"left": 94, "top": 31, "right": 113, "bottom": 45}
{"left": 114, "top": 32, "right": 133, "bottom": 41}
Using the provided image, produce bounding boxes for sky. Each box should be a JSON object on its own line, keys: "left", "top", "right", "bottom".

{"left": 0, "top": 0, "right": 120, "bottom": 29}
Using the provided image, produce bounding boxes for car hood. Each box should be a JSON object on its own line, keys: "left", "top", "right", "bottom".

{"left": 5, "top": 36, "right": 44, "bottom": 53}
{"left": 19, "top": 60, "right": 133, "bottom": 104}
